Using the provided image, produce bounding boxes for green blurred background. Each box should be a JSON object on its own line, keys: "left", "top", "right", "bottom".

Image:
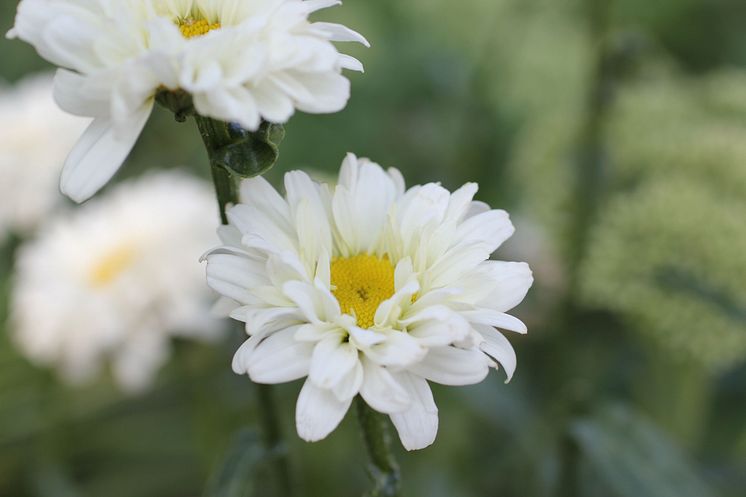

{"left": 2, "top": 0, "right": 746, "bottom": 496}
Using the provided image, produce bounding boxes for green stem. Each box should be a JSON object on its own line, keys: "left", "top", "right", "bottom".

{"left": 256, "top": 383, "right": 294, "bottom": 497}
{"left": 193, "top": 115, "right": 292, "bottom": 497}
{"left": 194, "top": 116, "right": 241, "bottom": 222}
{"left": 566, "top": 0, "right": 614, "bottom": 296}
{"left": 555, "top": 1, "right": 615, "bottom": 495}
{"left": 355, "top": 397, "right": 401, "bottom": 497}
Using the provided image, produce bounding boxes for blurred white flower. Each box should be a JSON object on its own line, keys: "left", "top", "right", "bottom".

{"left": 0, "top": 73, "right": 89, "bottom": 239}
{"left": 11, "top": 172, "right": 222, "bottom": 392}
{"left": 204, "top": 154, "right": 533, "bottom": 450}
{"left": 8, "top": 0, "right": 368, "bottom": 202}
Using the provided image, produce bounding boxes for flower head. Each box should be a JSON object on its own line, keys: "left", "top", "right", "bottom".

{"left": 8, "top": 0, "right": 368, "bottom": 202}
{"left": 11, "top": 171, "right": 222, "bottom": 392}
{"left": 0, "top": 73, "right": 89, "bottom": 238}
{"left": 204, "top": 154, "right": 533, "bottom": 450}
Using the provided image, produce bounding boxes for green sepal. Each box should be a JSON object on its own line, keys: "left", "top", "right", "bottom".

{"left": 199, "top": 119, "right": 285, "bottom": 179}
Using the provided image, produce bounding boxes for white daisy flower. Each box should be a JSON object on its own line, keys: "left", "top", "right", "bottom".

{"left": 0, "top": 73, "right": 89, "bottom": 239}
{"left": 11, "top": 171, "right": 222, "bottom": 392}
{"left": 204, "top": 154, "right": 533, "bottom": 450}
{"left": 8, "top": 0, "right": 368, "bottom": 202}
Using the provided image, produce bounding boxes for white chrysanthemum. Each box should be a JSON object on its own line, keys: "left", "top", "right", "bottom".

{"left": 204, "top": 154, "right": 533, "bottom": 450}
{"left": 0, "top": 73, "right": 89, "bottom": 238}
{"left": 12, "top": 172, "right": 221, "bottom": 392}
{"left": 8, "top": 0, "right": 368, "bottom": 202}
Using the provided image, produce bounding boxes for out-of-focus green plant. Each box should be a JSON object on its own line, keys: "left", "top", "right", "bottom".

{"left": 581, "top": 176, "right": 746, "bottom": 370}
{"left": 580, "top": 69, "right": 746, "bottom": 371}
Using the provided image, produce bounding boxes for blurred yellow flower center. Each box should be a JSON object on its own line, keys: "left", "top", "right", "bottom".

{"left": 330, "top": 255, "right": 395, "bottom": 329}
{"left": 89, "top": 246, "right": 136, "bottom": 287}
{"left": 178, "top": 18, "right": 221, "bottom": 38}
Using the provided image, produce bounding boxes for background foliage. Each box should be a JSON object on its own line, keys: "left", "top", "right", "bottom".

{"left": 2, "top": 0, "right": 746, "bottom": 496}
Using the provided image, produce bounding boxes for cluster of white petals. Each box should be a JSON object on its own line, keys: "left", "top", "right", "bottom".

{"left": 12, "top": 172, "right": 222, "bottom": 392}
{"left": 205, "top": 154, "right": 533, "bottom": 450}
{"left": 9, "top": 0, "right": 368, "bottom": 202}
{"left": 0, "top": 73, "right": 89, "bottom": 239}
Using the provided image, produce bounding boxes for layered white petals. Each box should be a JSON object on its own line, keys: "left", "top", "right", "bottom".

{"left": 10, "top": 0, "right": 367, "bottom": 201}
{"left": 204, "top": 154, "right": 532, "bottom": 449}
{"left": 334, "top": 154, "right": 402, "bottom": 256}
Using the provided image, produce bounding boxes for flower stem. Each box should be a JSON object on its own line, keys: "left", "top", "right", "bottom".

{"left": 256, "top": 382, "right": 294, "bottom": 497}
{"left": 355, "top": 397, "right": 402, "bottom": 497}
{"left": 194, "top": 116, "right": 241, "bottom": 223}
{"left": 556, "top": 1, "right": 615, "bottom": 496}
{"left": 193, "top": 115, "right": 292, "bottom": 496}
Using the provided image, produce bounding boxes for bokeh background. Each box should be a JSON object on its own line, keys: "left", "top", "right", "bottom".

{"left": 2, "top": 0, "right": 746, "bottom": 496}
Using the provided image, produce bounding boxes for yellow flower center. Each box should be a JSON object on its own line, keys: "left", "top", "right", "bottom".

{"left": 89, "top": 246, "right": 137, "bottom": 287}
{"left": 178, "top": 18, "right": 221, "bottom": 39}
{"left": 330, "top": 254, "right": 395, "bottom": 329}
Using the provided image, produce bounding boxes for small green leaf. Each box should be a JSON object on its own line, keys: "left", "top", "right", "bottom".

{"left": 570, "top": 404, "right": 715, "bottom": 497}
{"left": 195, "top": 117, "right": 285, "bottom": 180}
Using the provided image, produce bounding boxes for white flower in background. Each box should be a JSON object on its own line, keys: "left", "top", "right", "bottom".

{"left": 8, "top": 0, "right": 368, "bottom": 202}
{"left": 204, "top": 154, "right": 533, "bottom": 450}
{"left": 12, "top": 172, "right": 221, "bottom": 392}
{"left": 0, "top": 73, "right": 89, "bottom": 239}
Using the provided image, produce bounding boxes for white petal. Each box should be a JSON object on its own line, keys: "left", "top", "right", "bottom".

{"left": 363, "top": 330, "right": 426, "bottom": 368}
{"left": 205, "top": 252, "right": 264, "bottom": 304}
{"left": 312, "top": 22, "right": 370, "bottom": 47}
{"left": 304, "top": 0, "right": 341, "bottom": 14}
{"left": 389, "top": 373, "right": 438, "bottom": 451}
{"left": 53, "top": 69, "right": 110, "bottom": 117}
{"left": 398, "top": 184, "right": 451, "bottom": 241}
{"left": 360, "top": 360, "right": 410, "bottom": 414}
{"left": 296, "top": 379, "right": 352, "bottom": 442}
{"left": 295, "top": 323, "right": 341, "bottom": 342}
{"left": 348, "top": 326, "right": 387, "bottom": 347}
{"left": 455, "top": 209, "right": 514, "bottom": 252}
{"left": 479, "top": 262, "right": 534, "bottom": 312}
{"left": 247, "top": 327, "right": 314, "bottom": 383}
{"left": 239, "top": 175, "right": 292, "bottom": 219}
{"left": 406, "top": 311, "right": 471, "bottom": 347}
{"left": 60, "top": 104, "right": 152, "bottom": 202}
{"left": 309, "top": 336, "right": 359, "bottom": 389}
{"left": 462, "top": 308, "right": 528, "bottom": 334}
{"left": 283, "top": 280, "right": 339, "bottom": 323}
{"left": 475, "top": 325, "right": 517, "bottom": 382}
{"left": 331, "top": 360, "right": 363, "bottom": 401}
{"left": 444, "top": 183, "right": 479, "bottom": 223}
{"left": 408, "top": 346, "right": 490, "bottom": 386}
{"left": 253, "top": 81, "right": 295, "bottom": 123}
{"left": 285, "top": 171, "right": 332, "bottom": 266}
{"left": 338, "top": 54, "right": 364, "bottom": 72}
{"left": 332, "top": 154, "right": 399, "bottom": 255}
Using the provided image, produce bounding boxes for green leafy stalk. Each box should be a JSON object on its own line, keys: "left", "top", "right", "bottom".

{"left": 355, "top": 397, "right": 401, "bottom": 497}
{"left": 182, "top": 106, "right": 290, "bottom": 496}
